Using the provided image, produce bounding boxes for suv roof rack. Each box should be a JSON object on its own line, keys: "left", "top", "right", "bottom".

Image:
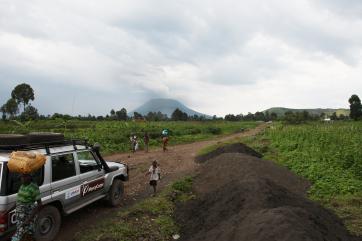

{"left": 0, "top": 139, "right": 90, "bottom": 154}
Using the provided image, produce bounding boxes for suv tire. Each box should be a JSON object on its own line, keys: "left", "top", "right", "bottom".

{"left": 34, "top": 205, "right": 61, "bottom": 241}
{"left": 107, "top": 179, "right": 124, "bottom": 207}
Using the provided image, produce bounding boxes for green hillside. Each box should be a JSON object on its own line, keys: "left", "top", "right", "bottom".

{"left": 263, "top": 107, "right": 350, "bottom": 117}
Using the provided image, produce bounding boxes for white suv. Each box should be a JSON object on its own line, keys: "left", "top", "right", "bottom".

{"left": 0, "top": 134, "right": 128, "bottom": 241}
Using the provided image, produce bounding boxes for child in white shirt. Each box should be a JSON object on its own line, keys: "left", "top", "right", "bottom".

{"left": 146, "top": 160, "right": 161, "bottom": 195}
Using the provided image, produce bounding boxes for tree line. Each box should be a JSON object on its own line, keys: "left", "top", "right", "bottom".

{"left": 1, "top": 83, "right": 39, "bottom": 121}
{"left": 1, "top": 83, "right": 362, "bottom": 122}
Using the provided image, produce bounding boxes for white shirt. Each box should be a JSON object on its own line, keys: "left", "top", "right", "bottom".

{"left": 149, "top": 166, "right": 160, "bottom": 181}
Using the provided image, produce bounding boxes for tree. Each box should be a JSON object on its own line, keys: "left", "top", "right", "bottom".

{"left": 171, "top": 108, "right": 188, "bottom": 121}
{"left": 339, "top": 114, "right": 347, "bottom": 120}
{"left": 20, "top": 105, "right": 39, "bottom": 121}
{"left": 2, "top": 98, "right": 19, "bottom": 118}
{"left": 270, "top": 112, "right": 278, "bottom": 121}
{"left": 243, "top": 112, "right": 255, "bottom": 121}
{"left": 349, "top": 94, "right": 362, "bottom": 120}
{"left": 254, "top": 112, "right": 265, "bottom": 121}
{"left": 110, "top": 109, "right": 115, "bottom": 116}
{"left": 146, "top": 111, "right": 168, "bottom": 121}
{"left": 133, "top": 112, "right": 143, "bottom": 120}
{"left": 11, "top": 83, "right": 35, "bottom": 112}
{"left": 116, "top": 108, "right": 127, "bottom": 120}
{"left": 302, "top": 110, "right": 310, "bottom": 120}
{"left": 225, "top": 114, "right": 237, "bottom": 121}
{"left": 284, "top": 111, "right": 300, "bottom": 124}
{"left": 265, "top": 111, "right": 270, "bottom": 121}
{"left": 331, "top": 112, "right": 338, "bottom": 121}
{"left": 1, "top": 105, "right": 6, "bottom": 120}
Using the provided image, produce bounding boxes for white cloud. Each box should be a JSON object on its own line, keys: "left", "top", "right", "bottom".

{"left": 0, "top": 0, "right": 362, "bottom": 116}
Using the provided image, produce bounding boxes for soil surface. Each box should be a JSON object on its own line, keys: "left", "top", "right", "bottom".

{"left": 195, "top": 142, "right": 263, "bottom": 163}
{"left": 55, "top": 125, "right": 266, "bottom": 241}
{"left": 176, "top": 152, "right": 360, "bottom": 241}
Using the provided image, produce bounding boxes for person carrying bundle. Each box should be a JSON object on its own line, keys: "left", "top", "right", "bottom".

{"left": 130, "top": 134, "right": 137, "bottom": 153}
{"left": 12, "top": 173, "right": 43, "bottom": 241}
{"left": 8, "top": 151, "right": 45, "bottom": 241}
{"left": 161, "top": 129, "right": 169, "bottom": 152}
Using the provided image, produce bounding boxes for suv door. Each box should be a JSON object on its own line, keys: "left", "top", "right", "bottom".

{"left": 76, "top": 150, "right": 106, "bottom": 201}
{"left": 50, "top": 153, "right": 81, "bottom": 208}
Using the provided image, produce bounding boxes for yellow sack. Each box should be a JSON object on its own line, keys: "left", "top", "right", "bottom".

{"left": 8, "top": 151, "right": 46, "bottom": 174}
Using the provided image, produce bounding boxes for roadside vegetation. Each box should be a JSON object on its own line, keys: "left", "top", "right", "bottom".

{"left": 75, "top": 177, "right": 194, "bottom": 241}
{"left": 241, "top": 121, "right": 362, "bottom": 235}
{"left": 0, "top": 120, "right": 256, "bottom": 154}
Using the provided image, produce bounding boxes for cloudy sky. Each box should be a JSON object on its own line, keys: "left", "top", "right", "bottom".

{"left": 1, "top": 0, "right": 362, "bottom": 116}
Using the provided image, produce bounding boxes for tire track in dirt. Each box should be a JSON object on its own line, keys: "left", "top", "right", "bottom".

{"left": 55, "top": 124, "right": 266, "bottom": 241}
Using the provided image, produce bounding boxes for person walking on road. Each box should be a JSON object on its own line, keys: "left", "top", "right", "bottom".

{"left": 161, "top": 129, "right": 169, "bottom": 152}
{"left": 12, "top": 173, "right": 42, "bottom": 241}
{"left": 145, "top": 160, "right": 161, "bottom": 195}
{"left": 144, "top": 131, "right": 150, "bottom": 153}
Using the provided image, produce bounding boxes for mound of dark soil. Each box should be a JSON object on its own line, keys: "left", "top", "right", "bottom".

{"left": 176, "top": 153, "right": 357, "bottom": 241}
{"left": 195, "top": 143, "right": 262, "bottom": 163}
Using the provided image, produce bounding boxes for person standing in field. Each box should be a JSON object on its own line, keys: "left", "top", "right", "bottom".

{"left": 134, "top": 135, "right": 139, "bottom": 152}
{"left": 130, "top": 134, "right": 137, "bottom": 153}
{"left": 145, "top": 160, "right": 161, "bottom": 195}
{"left": 144, "top": 131, "right": 150, "bottom": 153}
{"left": 12, "top": 173, "right": 42, "bottom": 241}
{"left": 161, "top": 129, "right": 169, "bottom": 152}
{"left": 130, "top": 135, "right": 135, "bottom": 153}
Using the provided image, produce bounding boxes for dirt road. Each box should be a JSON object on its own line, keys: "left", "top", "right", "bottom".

{"left": 55, "top": 124, "right": 266, "bottom": 241}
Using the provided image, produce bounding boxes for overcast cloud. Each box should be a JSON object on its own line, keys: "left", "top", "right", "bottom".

{"left": 0, "top": 0, "right": 362, "bottom": 116}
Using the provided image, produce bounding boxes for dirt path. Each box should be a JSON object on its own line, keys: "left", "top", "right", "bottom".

{"left": 55, "top": 124, "right": 266, "bottom": 241}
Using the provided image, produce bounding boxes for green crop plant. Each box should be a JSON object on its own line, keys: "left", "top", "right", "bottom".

{"left": 0, "top": 120, "right": 257, "bottom": 154}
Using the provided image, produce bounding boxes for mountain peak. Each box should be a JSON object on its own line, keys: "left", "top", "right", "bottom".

{"left": 132, "top": 98, "right": 209, "bottom": 117}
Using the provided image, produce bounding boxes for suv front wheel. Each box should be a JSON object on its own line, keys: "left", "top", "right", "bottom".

{"left": 35, "top": 205, "right": 61, "bottom": 241}
{"left": 107, "top": 179, "right": 124, "bottom": 206}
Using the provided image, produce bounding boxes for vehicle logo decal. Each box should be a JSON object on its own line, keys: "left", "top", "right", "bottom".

{"left": 7, "top": 208, "right": 16, "bottom": 227}
{"left": 65, "top": 186, "right": 81, "bottom": 199}
{"left": 81, "top": 178, "right": 105, "bottom": 197}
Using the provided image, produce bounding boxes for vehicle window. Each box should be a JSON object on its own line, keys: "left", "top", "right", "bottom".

{"left": 0, "top": 163, "right": 2, "bottom": 193}
{"left": 52, "top": 153, "right": 76, "bottom": 182}
{"left": 6, "top": 165, "right": 44, "bottom": 195}
{"left": 77, "top": 151, "right": 100, "bottom": 173}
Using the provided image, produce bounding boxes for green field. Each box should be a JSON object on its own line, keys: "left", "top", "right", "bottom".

{"left": 244, "top": 121, "right": 362, "bottom": 235}
{"left": 0, "top": 120, "right": 257, "bottom": 154}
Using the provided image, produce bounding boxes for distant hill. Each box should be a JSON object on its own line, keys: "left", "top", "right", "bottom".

{"left": 263, "top": 107, "right": 350, "bottom": 117}
{"left": 132, "top": 98, "right": 210, "bottom": 118}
